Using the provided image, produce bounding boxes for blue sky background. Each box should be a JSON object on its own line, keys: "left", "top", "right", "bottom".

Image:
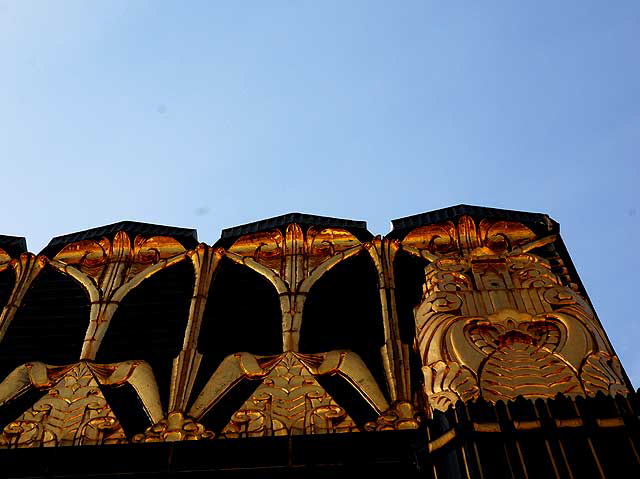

{"left": 1, "top": 2, "right": 639, "bottom": 384}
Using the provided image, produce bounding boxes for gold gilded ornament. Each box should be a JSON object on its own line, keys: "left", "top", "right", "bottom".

{"left": 190, "top": 350, "right": 389, "bottom": 437}
{"left": 0, "top": 362, "right": 127, "bottom": 447}
{"left": 0, "top": 359, "right": 164, "bottom": 448}
{"left": 219, "top": 352, "right": 359, "bottom": 437}
{"left": 405, "top": 215, "right": 627, "bottom": 411}
{"left": 365, "top": 238, "right": 412, "bottom": 403}
{"left": 226, "top": 224, "right": 363, "bottom": 352}
{"left": 132, "top": 412, "right": 214, "bottom": 442}
{"left": 364, "top": 401, "right": 421, "bottom": 431}
{"left": 186, "top": 224, "right": 389, "bottom": 436}
{"left": 0, "top": 252, "right": 46, "bottom": 342}
{"left": 49, "top": 232, "right": 187, "bottom": 360}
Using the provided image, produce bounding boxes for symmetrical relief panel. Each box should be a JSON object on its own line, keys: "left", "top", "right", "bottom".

{"left": 225, "top": 223, "right": 364, "bottom": 352}
{"left": 49, "top": 232, "right": 187, "bottom": 360}
{"left": 0, "top": 360, "right": 160, "bottom": 447}
{"left": 402, "top": 215, "right": 628, "bottom": 411}
{"left": 184, "top": 223, "right": 391, "bottom": 439}
{"left": 0, "top": 229, "right": 206, "bottom": 447}
{"left": 197, "top": 352, "right": 362, "bottom": 438}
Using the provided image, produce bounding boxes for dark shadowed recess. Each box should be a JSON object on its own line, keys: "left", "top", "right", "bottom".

{"left": 100, "top": 382, "right": 153, "bottom": 439}
{"left": 96, "top": 259, "right": 194, "bottom": 430}
{"left": 0, "top": 269, "right": 14, "bottom": 315}
{"left": 299, "top": 252, "right": 386, "bottom": 425}
{"left": 393, "top": 250, "right": 429, "bottom": 399}
{"left": 0, "top": 266, "right": 89, "bottom": 429}
{"left": 0, "top": 235, "right": 27, "bottom": 259}
{"left": 194, "top": 258, "right": 282, "bottom": 433}
{"left": 0, "top": 387, "right": 44, "bottom": 434}
{"left": 0, "top": 265, "right": 89, "bottom": 380}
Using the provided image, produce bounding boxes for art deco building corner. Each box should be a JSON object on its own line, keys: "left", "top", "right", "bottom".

{"left": 0, "top": 207, "right": 637, "bottom": 478}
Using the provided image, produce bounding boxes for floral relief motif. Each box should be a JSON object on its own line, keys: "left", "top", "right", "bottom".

{"left": 132, "top": 412, "right": 214, "bottom": 442}
{"left": 364, "top": 401, "right": 422, "bottom": 431}
{"left": 405, "top": 215, "right": 628, "bottom": 411}
{"left": 219, "top": 352, "right": 359, "bottom": 438}
{"left": 0, "top": 363, "right": 127, "bottom": 448}
{"left": 49, "top": 232, "right": 187, "bottom": 360}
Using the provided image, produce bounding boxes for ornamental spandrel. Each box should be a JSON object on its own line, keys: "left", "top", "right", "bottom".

{"left": 0, "top": 207, "right": 634, "bottom": 470}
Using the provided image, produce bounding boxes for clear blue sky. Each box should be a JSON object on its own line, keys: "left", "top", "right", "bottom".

{"left": 1, "top": 2, "right": 639, "bottom": 384}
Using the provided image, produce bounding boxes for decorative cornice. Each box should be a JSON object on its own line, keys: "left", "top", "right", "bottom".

{"left": 388, "top": 204, "right": 557, "bottom": 239}
{"left": 40, "top": 221, "right": 198, "bottom": 256}
{"left": 217, "top": 212, "right": 371, "bottom": 246}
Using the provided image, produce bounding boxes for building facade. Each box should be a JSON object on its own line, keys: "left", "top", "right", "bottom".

{"left": 0, "top": 205, "right": 638, "bottom": 477}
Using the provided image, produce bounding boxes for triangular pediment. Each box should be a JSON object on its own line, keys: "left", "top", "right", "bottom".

{"left": 0, "top": 363, "right": 127, "bottom": 447}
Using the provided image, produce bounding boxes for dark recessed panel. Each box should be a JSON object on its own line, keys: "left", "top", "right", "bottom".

{"left": 192, "top": 258, "right": 282, "bottom": 407}
{"left": 97, "top": 260, "right": 194, "bottom": 409}
{"left": 393, "top": 250, "right": 429, "bottom": 396}
{"left": 315, "top": 374, "right": 380, "bottom": 427}
{"left": 0, "top": 265, "right": 89, "bottom": 380}
{"left": 197, "top": 377, "right": 261, "bottom": 435}
{"left": 393, "top": 251, "right": 427, "bottom": 345}
{"left": 0, "top": 268, "right": 14, "bottom": 314}
{"left": 0, "top": 235, "right": 27, "bottom": 258}
{"left": 299, "top": 253, "right": 386, "bottom": 389}
{"left": 0, "top": 387, "right": 45, "bottom": 433}
{"left": 199, "top": 257, "right": 283, "bottom": 357}
{"left": 101, "top": 382, "right": 154, "bottom": 437}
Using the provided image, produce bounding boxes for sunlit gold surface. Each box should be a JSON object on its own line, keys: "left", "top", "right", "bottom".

{"left": 0, "top": 361, "right": 165, "bottom": 447}
{"left": 227, "top": 224, "right": 363, "bottom": 352}
{"left": 219, "top": 352, "right": 359, "bottom": 437}
{"left": 169, "top": 244, "right": 222, "bottom": 412}
{"left": 50, "top": 232, "right": 187, "bottom": 360}
{"left": 200, "top": 224, "right": 390, "bottom": 437}
{"left": 0, "top": 213, "right": 631, "bottom": 448}
{"left": 0, "top": 253, "right": 46, "bottom": 342}
{"left": 406, "top": 215, "right": 627, "bottom": 411}
{"left": 364, "top": 401, "right": 421, "bottom": 431}
{"left": 132, "top": 412, "right": 214, "bottom": 442}
{"left": 189, "top": 349, "right": 389, "bottom": 437}
{"left": 366, "top": 238, "right": 411, "bottom": 403}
